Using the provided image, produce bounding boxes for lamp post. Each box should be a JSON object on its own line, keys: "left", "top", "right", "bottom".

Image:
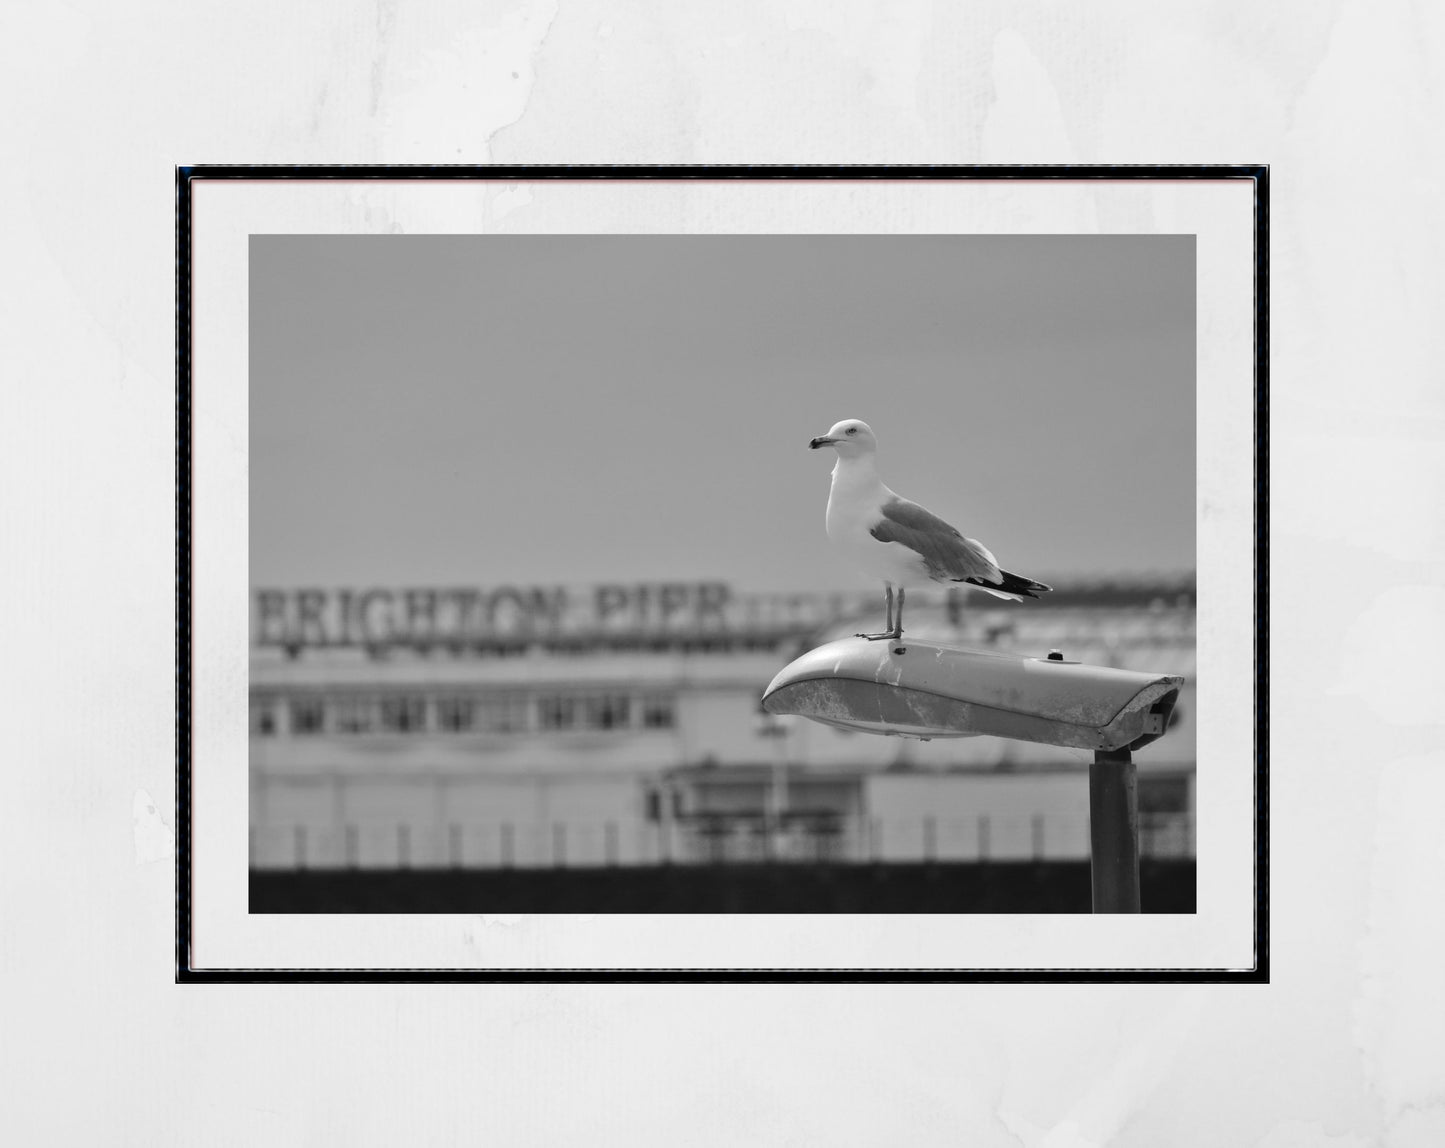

{"left": 1090, "top": 747, "right": 1140, "bottom": 913}
{"left": 762, "top": 636, "right": 1179, "bottom": 912}
{"left": 757, "top": 713, "right": 793, "bottom": 861}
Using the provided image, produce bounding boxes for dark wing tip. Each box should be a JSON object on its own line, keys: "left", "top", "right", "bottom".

{"left": 999, "top": 569, "right": 1052, "bottom": 596}
{"left": 956, "top": 571, "right": 1053, "bottom": 598}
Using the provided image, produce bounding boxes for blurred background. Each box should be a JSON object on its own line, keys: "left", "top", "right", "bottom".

{"left": 249, "top": 233, "right": 1196, "bottom": 912}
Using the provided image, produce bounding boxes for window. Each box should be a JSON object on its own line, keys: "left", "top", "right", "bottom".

{"left": 290, "top": 697, "right": 325, "bottom": 736}
{"left": 250, "top": 698, "right": 278, "bottom": 736}
{"left": 641, "top": 694, "right": 676, "bottom": 729}
{"left": 333, "top": 696, "right": 375, "bottom": 735}
{"left": 583, "top": 694, "right": 632, "bottom": 730}
{"left": 436, "top": 696, "right": 476, "bottom": 733}
{"left": 537, "top": 695, "right": 577, "bottom": 731}
{"left": 379, "top": 696, "right": 426, "bottom": 734}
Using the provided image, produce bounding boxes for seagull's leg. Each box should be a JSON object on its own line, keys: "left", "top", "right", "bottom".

{"left": 893, "top": 586, "right": 905, "bottom": 639}
{"left": 858, "top": 586, "right": 896, "bottom": 640}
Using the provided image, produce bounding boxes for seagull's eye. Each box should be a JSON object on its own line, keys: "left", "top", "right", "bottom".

{"left": 846, "top": 427, "right": 857, "bottom": 435}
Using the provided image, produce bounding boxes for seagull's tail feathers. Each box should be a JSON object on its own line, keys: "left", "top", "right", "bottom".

{"left": 955, "top": 570, "right": 1052, "bottom": 602}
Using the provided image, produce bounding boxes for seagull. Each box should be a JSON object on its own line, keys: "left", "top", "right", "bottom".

{"left": 809, "top": 418, "right": 1052, "bottom": 640}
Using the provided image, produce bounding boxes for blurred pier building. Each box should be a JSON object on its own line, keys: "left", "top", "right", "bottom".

{"left": 249, "top": 578, "right": 1196, "bottom": 869}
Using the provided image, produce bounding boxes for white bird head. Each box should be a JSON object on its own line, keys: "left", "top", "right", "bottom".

{"left": 809, "top": 418, "right": 877, "bottom": 458}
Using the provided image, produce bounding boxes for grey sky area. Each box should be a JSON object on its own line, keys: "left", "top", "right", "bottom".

{"left": 250, "top": 234, "right": 1194, "bottom": 592}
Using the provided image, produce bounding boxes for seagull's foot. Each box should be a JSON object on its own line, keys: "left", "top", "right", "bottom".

{"left": 855, "top": 630, "right": 904, "bottom": 642}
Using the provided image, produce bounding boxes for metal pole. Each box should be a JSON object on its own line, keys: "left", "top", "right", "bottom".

{"left": 762, "top": 718, "right": 789, "bottom": 860}
{"left": 1090, "top": 747, "right": 1141, "bottom": 913}
{"left": 770, "top": 745, "right": 788, "bottom": 861}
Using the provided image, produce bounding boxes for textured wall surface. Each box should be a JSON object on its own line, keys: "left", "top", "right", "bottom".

{"left": 2, "top": 1, "right": 1443, "bottom": 1144}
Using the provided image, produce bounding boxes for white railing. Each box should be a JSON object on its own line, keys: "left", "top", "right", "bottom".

{"left": 250, "top": 813, "right": 1194, "bottom": 870}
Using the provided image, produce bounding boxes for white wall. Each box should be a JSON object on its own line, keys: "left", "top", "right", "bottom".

{"left": 254, "top": 771, "right": 654, "bottom": 869}
{"left": 865, "top": 773, "right": 1092, "bottom": 861}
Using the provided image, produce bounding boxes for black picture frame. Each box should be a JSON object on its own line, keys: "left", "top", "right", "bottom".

{"left": 177, "top": 164, "right": 1268, "bottom": 983}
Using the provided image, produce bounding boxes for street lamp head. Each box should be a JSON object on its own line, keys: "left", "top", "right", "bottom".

{"left": 762, "top": 637, "right": 1183, "bottom": 751}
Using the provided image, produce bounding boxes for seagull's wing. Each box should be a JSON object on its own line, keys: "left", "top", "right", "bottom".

{"left": 870, "top": 497, "right": 1003, "bottom": 583}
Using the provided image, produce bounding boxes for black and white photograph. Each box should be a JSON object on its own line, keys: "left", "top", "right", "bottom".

{"left": 13, "top": 0, "right": 1445, "bottom": 1141}
{"left": 176, "top": 170, "right": 1261, "bottom": 976}
{"left": 245, "top": 230, "right": 1202, "bottom": 918}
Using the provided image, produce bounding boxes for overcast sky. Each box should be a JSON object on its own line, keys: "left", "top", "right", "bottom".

{"left": 250, "top": 234, "right": 1194, "bottom": 592}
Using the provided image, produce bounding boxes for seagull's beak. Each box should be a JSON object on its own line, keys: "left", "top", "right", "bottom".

{"left": 809, "top": 436, "right": 836, "bottom": 450}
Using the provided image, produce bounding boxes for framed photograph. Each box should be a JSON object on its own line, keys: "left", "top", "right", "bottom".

{"left": 179, "top": 166, "right": 1267, "bottom": 981}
